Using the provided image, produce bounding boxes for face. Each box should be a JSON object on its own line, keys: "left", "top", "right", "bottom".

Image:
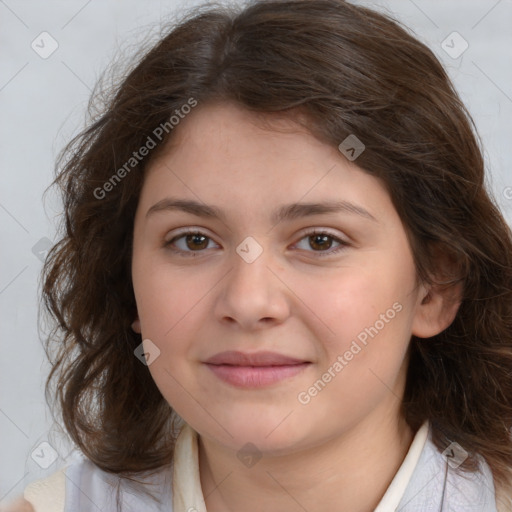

{"left": 131, "top": 101, "right": 432, "bottom": 454}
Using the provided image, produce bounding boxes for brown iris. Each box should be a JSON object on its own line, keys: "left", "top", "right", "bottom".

{"left": 308, "top": 233, "right": 333, "bottom": 251}
{"left": 185, "top": 233, "right": 209, "bottom": 250}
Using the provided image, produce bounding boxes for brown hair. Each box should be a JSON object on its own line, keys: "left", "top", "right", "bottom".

{"left": 42, "top": 0, "right": 512, "bottom": 507}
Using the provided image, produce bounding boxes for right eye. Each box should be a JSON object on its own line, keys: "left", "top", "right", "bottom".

{"left": 164, "top": 230, "right": 220, "bottom": 256}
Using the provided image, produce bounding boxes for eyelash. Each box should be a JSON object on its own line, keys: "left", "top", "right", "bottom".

{"left": 163, "top": 229, "right": 350, "bottom": 258}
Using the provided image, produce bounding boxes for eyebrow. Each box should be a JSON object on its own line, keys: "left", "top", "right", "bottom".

{"left": 146, "top": 198, "right": 378, "bottom": 224}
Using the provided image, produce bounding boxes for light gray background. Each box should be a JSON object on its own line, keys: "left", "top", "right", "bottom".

{"left": 1, "top": 0, "right": 511, "bottom": 505}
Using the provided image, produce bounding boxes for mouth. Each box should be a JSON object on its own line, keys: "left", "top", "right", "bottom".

{"left": 203, "top": 351, "right": 312, "bottom": 388}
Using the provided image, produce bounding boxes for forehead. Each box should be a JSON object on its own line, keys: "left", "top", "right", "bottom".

{"left": 146, "top": 101, "right": 351, "bottom": 184}
{"left": 150, "top": 101, "right": 322, "bottom": 165}
{"left": 139, "top": 101, "right": 395, "bottom": 225}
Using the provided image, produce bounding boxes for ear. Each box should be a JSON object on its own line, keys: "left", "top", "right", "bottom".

{"left": 411, "top": 245, "right": 464, "bottom": 339}
{"left": 131, "top": 317, "right": 141, "bottom": 334}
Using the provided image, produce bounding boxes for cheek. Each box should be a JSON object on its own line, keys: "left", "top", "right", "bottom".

{"left": 296, "top": 259, "right": 415, "bottom": 406}
{"left": 297, "top": 263, "right": 411, "bottom": 349}
{"left": 299, "top": 280, "right": 412, "bottom": 429}
{"left": 133, "top": 264, "right": 205, "bottom": 412}
{"left": 132, "top": 256, "right": 209, "bottom": 339}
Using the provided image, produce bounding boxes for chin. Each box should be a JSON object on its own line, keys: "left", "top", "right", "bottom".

{"left": 218, "top": 415, "right": 311, "bottom": 455}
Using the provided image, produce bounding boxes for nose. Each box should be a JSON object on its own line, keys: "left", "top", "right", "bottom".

{"left": 213, "top": 242, "right": 291, "bottom": 330}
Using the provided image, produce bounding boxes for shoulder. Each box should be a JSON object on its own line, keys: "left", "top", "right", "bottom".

{"left": 398, "top": 425, "right": 500, "bottom": 511}
{"left": 22, "top": 466, "right": 67, "bottom": 512}
{"left": 1, "top": 463, "right": 70, "bottom": 512}
{"left": 21, "top": 455, "right": 102, "bottom": 512}
{"left": 20, "top": 455, "right": 174, "bottom": 512}
{"left": 19, "top": 456, "right": 100, "bottom": 512}
{"left": 0, "top": 497, "right": 35, "bottom": 512}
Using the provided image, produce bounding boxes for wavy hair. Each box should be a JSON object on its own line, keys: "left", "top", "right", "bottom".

{"left": 42, "top": 0, "right": 512, "bottom": 507}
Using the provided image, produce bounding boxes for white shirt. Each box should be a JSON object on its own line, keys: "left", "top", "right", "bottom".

{"left": 22, "top": 419, "right": 503, "bottom": 511}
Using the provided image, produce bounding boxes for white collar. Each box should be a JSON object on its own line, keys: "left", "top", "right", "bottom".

{"left": 172, "top": 420, "right": 429, "bottom": 512}
{"left": 374, "top": 420, "right": 429, "bottom": 511}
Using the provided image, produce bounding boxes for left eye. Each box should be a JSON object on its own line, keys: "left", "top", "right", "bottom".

{"left": 164, "top": 230, "right": 348, "bottom": 257}
{"left": 293, "top": 230, "right": 348, "bottom": 256}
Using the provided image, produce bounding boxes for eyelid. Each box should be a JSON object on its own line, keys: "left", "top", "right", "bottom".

{"left": 163, "top": 226, "right": 351, "bottom": 256}
{"left": 164, "top": 225, "right": 218, "bottom": 239}
{"left": 164, "top": 226, "right": 348, "bottom": 242}
{"left": 294, "top": 226, "right": 349, "bottom": 242}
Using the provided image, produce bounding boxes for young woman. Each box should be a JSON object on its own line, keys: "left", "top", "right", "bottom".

{"left": 6, "top": 0, "right": 512, "bottom": 510}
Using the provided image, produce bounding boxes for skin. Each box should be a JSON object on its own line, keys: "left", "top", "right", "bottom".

{"left": 131, "top": 101, "right": 461, "bottom": 512}
{"left": 0, "top": 498, "right": 34, "bottom": 512}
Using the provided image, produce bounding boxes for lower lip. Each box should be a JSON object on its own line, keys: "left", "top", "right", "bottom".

{"left": 205, "top": 363, "right": 311, "bottom": 388}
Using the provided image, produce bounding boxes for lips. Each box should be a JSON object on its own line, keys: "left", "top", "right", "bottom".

{"left": 204, "top": 350, "right": 309, "bottom": 366}
{"left": 203, "top": 351, "right": 311, "bottom": 388}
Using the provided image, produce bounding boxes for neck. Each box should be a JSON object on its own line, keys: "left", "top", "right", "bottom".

{"left": 198, "top": 404, "right": 415, "bottom": 512}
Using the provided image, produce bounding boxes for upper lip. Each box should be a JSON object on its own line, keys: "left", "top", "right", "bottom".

{"left": 204, "top": 351, "right": 309, "bottom": 366}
